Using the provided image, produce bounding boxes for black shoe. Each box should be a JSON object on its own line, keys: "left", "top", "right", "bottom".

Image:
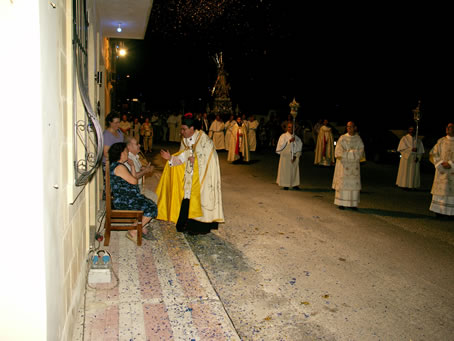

{"left": 293, "top": 186, "right": 300, "bottom": 190}
{"left": 283, "top": 187, "right": 289, "bottom": 190}
{"left": 338, "top": 206, "right": 345, "bottom": 210}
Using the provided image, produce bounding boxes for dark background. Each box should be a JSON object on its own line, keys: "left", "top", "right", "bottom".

{"left": 115, "top": 1, "right": 452, "bottom": 136}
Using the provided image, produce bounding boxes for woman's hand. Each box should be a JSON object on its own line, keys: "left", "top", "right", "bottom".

{"left": 188, "top": 156, "right": 195, "bottom": 165}
{"left": 126, "top": 158, "right": 135, "bottom": 167}
{"left": 160, "top": 149, "right": 171, "bottom": 160}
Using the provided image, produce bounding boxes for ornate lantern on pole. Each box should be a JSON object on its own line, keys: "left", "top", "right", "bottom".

{"left": 289, "top": 98, "right": 300, "bottom": 136}
{"left": 412, "top": 100, "right": 422, "bottom": 149}
{"left": 289, "top": 98, "right": 300, "bottom": 159}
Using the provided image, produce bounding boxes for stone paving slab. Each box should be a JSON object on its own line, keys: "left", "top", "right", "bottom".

{"left": 72, "top": 221, "right": 239, "bottom": 341}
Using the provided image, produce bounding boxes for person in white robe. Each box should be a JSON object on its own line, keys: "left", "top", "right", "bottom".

{"left": 396, "top": 126, "right": 425, "bottom": 189}
{"left": 429, "top": 123, "right": 454, "bottom": 217}
{"left": 314, "top": 119, "right": 335, "bottom": 166}
{"left": 209, "top": 115, "right": 225, "bottom": 150}
{"left": 224, "top": 115, "right": 235, "bottom": 151}
{"left": 157, "top": 113, "right": 224, "bottom": 234}
{"left": 167, "top": 113, "right": 178, "bottom": 142}
{"left": 247, "top": 115, "right": 259, "bottom": 152}
{"left": 276, "top": 123, "right": 303, "bottom": 190}
{"left": 332, "top": 121, "right": 365, "bottom": 210}
{"left": 175, "top": 113, "right": 182, "bottom": 142}
{"left": 227, "top": 116, "right": 250, "bottom": 163}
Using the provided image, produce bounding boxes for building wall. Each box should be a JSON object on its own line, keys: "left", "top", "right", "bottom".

{"left": 0, "top": 1, "right": 105, "bottom": 340}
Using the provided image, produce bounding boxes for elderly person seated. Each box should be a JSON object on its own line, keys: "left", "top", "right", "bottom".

{"left": 108, "top": 142, "right": 158, "bottom": 242}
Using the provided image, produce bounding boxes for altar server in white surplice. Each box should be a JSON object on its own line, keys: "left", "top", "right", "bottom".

{"left": 224, "top": 115, "right": 235, "bottom": 151}
{"left": 396, "top": 126, "right": 425, "bottom": 189}
{"left": 247, "top": 115, "right": 259, "bottom": 152}
{"left": 332, "top": 121, "right": 365, "bottom": 210}
{"left": 167, "top": 113, "right": 178, "bottom": 142}
{"left": 175, "top": 113, "right": 183, "bottom": 142}
{"left": 208, "top": 115, "right": 225, "bottom": 150}
{"left": 429, "top": 123, "right": 454, "bottom": 217}
{"left": 276, "top": 123, "right": 303, "bottom": 190}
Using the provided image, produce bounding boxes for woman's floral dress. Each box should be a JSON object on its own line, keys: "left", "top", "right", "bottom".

{"left": 110, "top": 162, "right": 157, "bottom": 218}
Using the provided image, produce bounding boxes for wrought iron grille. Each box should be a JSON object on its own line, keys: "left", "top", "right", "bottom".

{"left": 72, "top": 0, "right": 103, "bottom": 186}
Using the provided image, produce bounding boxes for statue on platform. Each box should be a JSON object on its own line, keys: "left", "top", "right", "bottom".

{"left": 211, "top": 52, "right": 233, "bottom": 118}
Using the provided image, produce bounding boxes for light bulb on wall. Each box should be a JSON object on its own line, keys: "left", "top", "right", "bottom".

{"left": 117, "top": 24, "right": 122, "bottom": 33}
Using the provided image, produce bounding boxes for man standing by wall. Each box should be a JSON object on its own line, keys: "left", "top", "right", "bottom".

{"left": 332, "top": 121, "right": 365, "bottom": 210}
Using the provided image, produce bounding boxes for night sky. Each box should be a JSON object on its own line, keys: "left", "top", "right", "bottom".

{"left": 115, "top": 1, "right": 451, "bottom": 134}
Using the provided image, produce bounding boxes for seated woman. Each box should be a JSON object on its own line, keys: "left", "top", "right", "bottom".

{"left": 108, "top": 142, "right": 158, "bottom": 241}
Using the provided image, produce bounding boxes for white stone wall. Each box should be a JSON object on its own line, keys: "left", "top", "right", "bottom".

{"left": 0, "top": 1, "right": 104, "bottom": 340}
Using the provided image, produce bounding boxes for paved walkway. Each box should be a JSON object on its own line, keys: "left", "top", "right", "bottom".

{"left": 72, "top": 148, "right": 239, "bottom": 340}
{"left": 73, "top": 221, "right": 239, "bottom": 341}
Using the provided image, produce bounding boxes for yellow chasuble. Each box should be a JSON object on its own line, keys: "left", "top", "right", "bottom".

{"left": 156, "top": 149, "right": 203, "bottom": 223}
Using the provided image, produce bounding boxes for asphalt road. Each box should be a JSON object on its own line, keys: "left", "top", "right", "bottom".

{"left": 155, "top": 142, "right": 454, "bottom": 341}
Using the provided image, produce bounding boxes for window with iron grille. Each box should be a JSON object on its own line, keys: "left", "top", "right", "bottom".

{"left": 73, "top": 0, "right": 103, "bottom": 186}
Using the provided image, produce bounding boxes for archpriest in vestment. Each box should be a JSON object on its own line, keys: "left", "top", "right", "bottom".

{"left": 332, "top": 121, "right": 365, "bottom": 210}
{"left": 227, "top": 116, "right": 250, "bottom": 163}
{"left": 157, "top": 113, "right": 224, "bottom": 234}
{"left": 314, "top": 119, "right": 335, "bottom": 166}
{"left": 429, "top": 122, "right": 454, "bottom": 217}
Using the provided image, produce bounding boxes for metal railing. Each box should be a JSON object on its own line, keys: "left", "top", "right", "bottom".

{"left": 73, "top": 0, "right": 103, "bottom": 186}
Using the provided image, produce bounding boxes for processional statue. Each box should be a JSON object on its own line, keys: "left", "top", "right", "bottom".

{"left": 210, "top": 52, "right": 233, "bottom": 117}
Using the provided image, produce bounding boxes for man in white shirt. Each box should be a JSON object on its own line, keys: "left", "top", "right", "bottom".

{"left": 429, "top": 122, "right": 454, "bottom": 217}
{"left": 332, "top": 121, "right": 365, "bottom": 210}
{"left": 396, "top": 126, "right": 425, "bottom": 189}
{"left": 276, "top": 122, "right": 303, "bottom": 190}
{"left": 125, "top": 136, "right": 156, "bottom": 202}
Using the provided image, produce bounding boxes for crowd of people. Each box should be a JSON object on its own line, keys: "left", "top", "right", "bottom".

{"left": 102, "top": 109, "right": 454, "bottom": 246}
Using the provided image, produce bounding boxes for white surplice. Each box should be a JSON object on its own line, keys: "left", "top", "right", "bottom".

{"left": 167, "top": 114, "right": 178, "bottom": 142}
{"left": 429, "top": 135, "right": 454, "bottom": 215}
{"left": 396, "top": 134, "right": 425, "bottom": 188}
{"left": 247, "top": 120, "right": 259, "bottom": 152}
{"left": 276, "top": 132, "right": 303, "bottom": 187}
{"left": 208, "top": 120, "right": 225, "bottom": 150}
{"left": 332, "top": 133, "right": 365, "bottom": 207}
{"left": 224, "top": 120, "right": 235, "bottom": 151}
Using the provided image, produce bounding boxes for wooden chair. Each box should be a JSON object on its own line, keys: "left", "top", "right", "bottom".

{"left": 104, "top": 161, "right": 143, "bottom": 246}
